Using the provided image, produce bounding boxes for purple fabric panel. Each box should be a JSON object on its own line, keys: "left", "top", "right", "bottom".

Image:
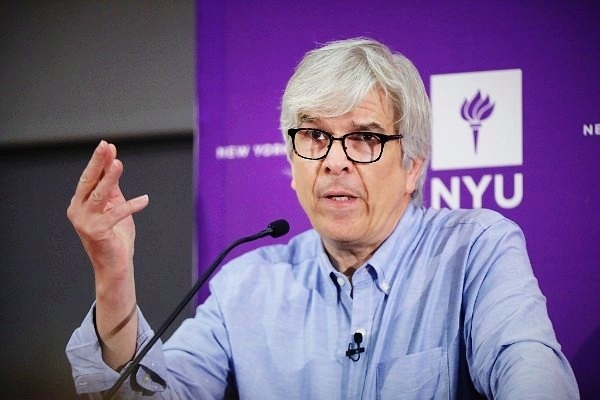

{"left": 195, "top": 1, "right": 600, "bottom": 395}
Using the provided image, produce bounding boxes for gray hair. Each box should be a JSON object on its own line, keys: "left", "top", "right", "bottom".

{"left": 280, "top": 37, "right": 431, "bottom": 205}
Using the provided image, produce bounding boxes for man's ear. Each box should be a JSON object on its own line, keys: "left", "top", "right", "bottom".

{"left": 289, "top": 161, "right": 297, "bottom": 192}
{"left": 405, "top": 157, "right": 424, "bottom": 194}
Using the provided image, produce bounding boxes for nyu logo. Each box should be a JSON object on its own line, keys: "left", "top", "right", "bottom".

{"left": 429, "top": 69, "right": 523, "bottom": 209}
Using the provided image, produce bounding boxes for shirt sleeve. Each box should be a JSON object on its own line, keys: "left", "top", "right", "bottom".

{"left": 65, "top": 304, "right": 170, "bottom": 398}
{"left": 462, "top": 217, "right": 580, "bottom": 399}
{"left": 66, "top": 294, "right": 235, "bottom": 399}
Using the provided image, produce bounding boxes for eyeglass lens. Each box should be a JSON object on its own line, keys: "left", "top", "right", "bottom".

{"left": 293, "top": 129, "right": 384, "bottom": 163}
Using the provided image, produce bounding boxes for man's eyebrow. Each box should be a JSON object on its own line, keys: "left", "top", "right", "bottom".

{"left": 351, "top": 121, "right": 386, "bottom": 132}
{"left": 298, "top": 116, "right": 386, "bottom": 132}
{"left": 299, "top": 114, "right": 318, "bottom": 123}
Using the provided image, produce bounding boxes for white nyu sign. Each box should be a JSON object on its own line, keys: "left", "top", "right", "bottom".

{"left": 431, "top": 69, "right": 522, "bottom": 169}
{"left": 429, "top": 69, "right": 523, "bottom": 209}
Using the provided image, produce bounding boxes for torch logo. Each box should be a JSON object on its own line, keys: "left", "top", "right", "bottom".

{"left": 460, "top": 91, "right": 495, "bottom": 153}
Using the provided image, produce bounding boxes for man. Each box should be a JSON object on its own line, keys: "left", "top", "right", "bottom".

{"left": 67, "top": 38, "right": 579, "bottom": 399}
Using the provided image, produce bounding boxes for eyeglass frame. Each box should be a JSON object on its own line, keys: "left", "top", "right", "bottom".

{"left": 287, "top": 128, "right": 403, "bottom": 164}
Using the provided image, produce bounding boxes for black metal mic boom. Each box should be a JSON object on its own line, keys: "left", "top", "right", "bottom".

{"left": 103, "top": 219, "right": 290, "bottom": 399}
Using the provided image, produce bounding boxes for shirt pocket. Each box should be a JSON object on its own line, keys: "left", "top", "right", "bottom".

{"left": 376, "top": 346, "right": 448, "bottom": 400}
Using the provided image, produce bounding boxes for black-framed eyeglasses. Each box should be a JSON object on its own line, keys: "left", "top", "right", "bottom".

{"left": 287, "top": 128, "right": 403, "bottom": 164}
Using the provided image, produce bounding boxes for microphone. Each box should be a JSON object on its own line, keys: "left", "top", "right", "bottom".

{"left": 346, "top": 330, "right": 365, "bottom": 361}
{"left": 265, "top": 219, "right": 290, "bottom": 238}
{"left": 103, "top": 219, "right": 290, "bottom": 399}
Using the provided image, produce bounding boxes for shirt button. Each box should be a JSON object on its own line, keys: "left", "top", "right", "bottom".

{"left": 337, "top": 277, "right": 345, "bottom": 286}
{"left": 381, "top": 281, "right": 390, "bottom": 292}
{"left": 356, "top": 328, "right": 367, "bottom": 336}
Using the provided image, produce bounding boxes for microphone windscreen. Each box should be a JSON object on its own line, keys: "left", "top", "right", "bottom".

{"left": 354, "top": 332, "right": 363, "bottom": 344}
{"left": 268, "top": 219, "right": 290, "bottom": 238}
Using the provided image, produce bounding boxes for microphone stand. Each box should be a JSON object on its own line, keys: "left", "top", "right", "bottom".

{"left": 103, "top": 220, "right": 289, "bottom": 399}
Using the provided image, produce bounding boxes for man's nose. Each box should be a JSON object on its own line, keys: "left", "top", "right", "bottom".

{"left": 323, "top": 138, "right": 352, "bottom": 173}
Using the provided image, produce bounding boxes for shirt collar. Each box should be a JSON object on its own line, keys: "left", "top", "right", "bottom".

{"left": 317, "top": 202, "right": 423, "bottom": 294}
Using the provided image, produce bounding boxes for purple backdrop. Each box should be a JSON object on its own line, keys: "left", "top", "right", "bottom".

{"left": 195, "top": 1, "right": 600, "bottom": 396}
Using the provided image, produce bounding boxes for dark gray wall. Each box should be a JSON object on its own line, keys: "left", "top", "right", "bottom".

{"left": 0, "top": 1, "right": 195, "bottom": 398}
{"left": 1, "top": 1, "right": 194, "bottom": 145}
{"left": 0, "top": 137, "right": 194, "bottom": 399}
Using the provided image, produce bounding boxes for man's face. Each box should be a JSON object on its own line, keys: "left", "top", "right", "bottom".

{"left": 290, "top": 88, "right": 422, "bottom": 252}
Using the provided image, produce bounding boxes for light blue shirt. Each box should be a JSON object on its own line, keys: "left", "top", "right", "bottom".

{"left": 66, "top": 204, "right": 579, "bottom": 399}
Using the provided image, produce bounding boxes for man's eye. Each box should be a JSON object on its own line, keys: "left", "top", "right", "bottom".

{"left": 309, "top": 130, "right": 327, "bottom": 140}
{"left": 352, "top": 133, "right": 379, "bottom": 142}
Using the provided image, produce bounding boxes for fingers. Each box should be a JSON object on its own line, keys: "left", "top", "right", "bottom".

{"left": 73, "top": 140, "right": 114, "bottom": 203}
{"left": 106, "top": 194, "right": 150, "bottom": 221}
{"left": 68, "top": 140, "right": 149, "bottom": 225}
{"left": 88, "top": 158, "right": 124, "bottom": 212}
